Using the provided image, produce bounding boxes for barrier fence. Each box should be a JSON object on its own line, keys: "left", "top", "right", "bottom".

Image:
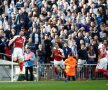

{"left": 36, "top": 63, "right": 106, "bottom": 81}
{"left": 0, "top": 53, "right": 107, "bottom": 81}
{"left": 0, "top": 62, "right": 107, "bottom": 81}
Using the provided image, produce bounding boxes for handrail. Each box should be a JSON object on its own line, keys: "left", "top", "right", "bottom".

{"left": 0, "top": 53, "right": 11, "bottom": 57}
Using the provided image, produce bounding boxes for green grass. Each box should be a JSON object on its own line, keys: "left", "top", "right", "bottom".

{"left": 0, "top": 80, "right": 108, "bottom": 90}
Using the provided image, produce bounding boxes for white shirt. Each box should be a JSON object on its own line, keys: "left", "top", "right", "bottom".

{"left": 0, "top": 20, "right": 2, "bottom": 26}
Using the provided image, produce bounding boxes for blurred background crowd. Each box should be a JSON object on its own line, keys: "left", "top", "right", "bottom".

{"left": 0, "top": 0, "right": 108, "bottom": 65}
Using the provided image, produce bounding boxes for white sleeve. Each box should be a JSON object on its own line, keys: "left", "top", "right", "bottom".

{"left": 107, "top": 51, "right": 108, "bottom": 63}
{"left": 8, "top": 36, "right": 18, "bottom": 46}
{"left": 60, "top": 49, "right": 64, "bottom": 56}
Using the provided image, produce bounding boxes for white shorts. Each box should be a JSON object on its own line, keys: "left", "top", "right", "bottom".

{"left": 77, "top": 59, "right": 87, "bottom": 68}
{"left": 96, "top": 57, "right": 107, "bottom": 70}
{"left": 54, "top": 60, "right": 65, "bottom": 69}
{"left": 13, "top": 47, "right": 24, "bottom": 62}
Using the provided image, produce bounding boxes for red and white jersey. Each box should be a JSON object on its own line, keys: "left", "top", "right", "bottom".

{"left": 13, "top": 35, "right": 25, "bottom": 48}
{"left": 107, "top": 50, "right": 108, "bottom": 63}
{"left": 53, "top": 47, "right": 64, "bottom": 61}
{"left": 98, "top": 43, "right": 107, "bottom": 58}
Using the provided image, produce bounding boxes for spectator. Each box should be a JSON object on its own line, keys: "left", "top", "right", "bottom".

{"left": 63, "top": 43, "right": 71, "bottom": 60}
{"left": 0, "top": 29, "right": 7, "bottom": 59}
{"left": 91, "top": 40, "right": 99, "bottom": 63}
{"left": 43, "top": 33, "right": 52, "bottom": 63}
{"left": 75, "top": 32, "right": 84, "bottom": 51}
{"left": 71, "top": 40, "right": 78, "bottom": 59}
{"left": 77, "top": 44, "right": 88, "bottom": 80}
{"left": 30, "top": 28, "right": 40, "bottom": 50}
{"left": 16, "top": 0, "right": 24, "bottom": 10}
{"left": 36, "top": 44, "right": 45, "bottom": 76}
{"left": 8, "top": 3, "right": 14, "bottom": 15}
{"left": 26, "top": 38, "right": 36, "bottom": 54}
{"left": 0, "top": 0, "right": 6, "bottom": 15}
{"left": 37, "top": 44, "right": 45, "bottom": 64}
{"left": 87, "top": 45, "right": 96, "bottom": 79}
{"left": 84, "top": 32, "right": 90, "bottom": 44}
{"left": 9, "top": 28, "right": 16, "bottom": 39}
{"left": 87, "top": 45, "right": 96, "bottom": 64}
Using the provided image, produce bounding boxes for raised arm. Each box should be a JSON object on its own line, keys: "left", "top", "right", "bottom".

{"left": 8, "top": 36, "right": 18, "bottom": 46}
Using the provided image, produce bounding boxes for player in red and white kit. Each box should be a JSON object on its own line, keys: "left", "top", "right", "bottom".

{"left": 95, "top": 43, "right": 108, "bottom": 79}
{"left": 9, "top": 30, "right": 25, "bottom": 74}
{"left": 51, "top": 42, "right": 65, "bottom": 80}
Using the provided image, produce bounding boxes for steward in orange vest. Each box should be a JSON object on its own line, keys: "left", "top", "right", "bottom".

{"left": 64, "top": 53, "right": 77, "bottom": 81}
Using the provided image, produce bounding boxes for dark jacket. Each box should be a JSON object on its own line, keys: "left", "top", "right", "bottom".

{"left": 78, "top": 49, "right": 88, "bottom": 60}
{"left": 63, "top": 47, "right": 71, "bottom": 59}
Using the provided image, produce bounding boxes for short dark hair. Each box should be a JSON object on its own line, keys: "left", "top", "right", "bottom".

{"left": 68, "top": 52, "right": 72, "bottom": 56}
{"left": 26, "top": 46, "right": 30, "bottom": 49}
{"left": 21, "top": 27, "right": 25, "bottom": 30}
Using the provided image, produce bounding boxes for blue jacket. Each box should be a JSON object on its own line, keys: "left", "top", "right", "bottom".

{"left": 24, "top": 51, "right": 36, "bottom": 67}
{"left": 63, "top": 47, "right": 72, "bottom": 59}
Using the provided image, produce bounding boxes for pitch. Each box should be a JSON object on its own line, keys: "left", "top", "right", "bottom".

{"left": 0, "top": 80, "right": 108, "bottom": 90}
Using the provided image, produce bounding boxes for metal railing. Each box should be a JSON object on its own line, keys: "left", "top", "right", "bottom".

{"left": 0, "top": 52, "right": 11, "bottom": 60}
{"left": 0, "top": 53, "right": 107, "bottom": 81}
{"left": 76, "top": 64, "right": 104, "bottom": 80}
{"left": 37, "top": 64, "right": 107, "bottom": 81}
{"left": 0, "top": 63, "right": 106, "bottom": 81}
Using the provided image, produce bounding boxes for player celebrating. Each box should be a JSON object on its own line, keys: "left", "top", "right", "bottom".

{"left": 9, "top": 30, "right": 25, "bottom": 74}
{"left": 95, "top": 42, "right": 108, "bottom": 79}
{"left": 51, "top": 42, "right": 65, "bottom": 80}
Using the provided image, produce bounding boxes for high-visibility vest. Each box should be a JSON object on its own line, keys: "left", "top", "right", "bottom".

{"left": 64, "top": 56, "right": 76, "bottom": 76}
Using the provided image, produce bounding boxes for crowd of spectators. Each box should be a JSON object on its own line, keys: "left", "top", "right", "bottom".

{"left": 0, "top": 0, "right": 108, "bottom": 65}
